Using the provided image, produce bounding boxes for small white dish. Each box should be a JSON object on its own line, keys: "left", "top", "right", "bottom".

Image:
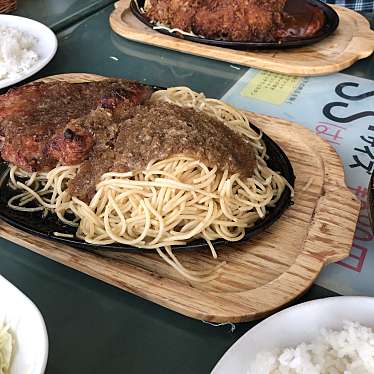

{"left": 211, "top": 296, "right": 374, "bottom": 374}
{"left": 0, "top": 275, "right": 48, "bottom": 374}
{"left": 0, "top": 15, "right": 57, "bottom": 89}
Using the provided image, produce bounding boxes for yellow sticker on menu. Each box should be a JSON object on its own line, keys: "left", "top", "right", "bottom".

{"left": 241, "top": 71, "right": 301, "bottom": 105}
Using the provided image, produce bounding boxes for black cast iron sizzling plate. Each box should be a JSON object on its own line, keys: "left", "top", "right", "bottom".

{"left": 0, "top": 124, "right": 295, "bottom": 253}
{"left": 130, "top": 0, "right": 339, "bottom": 50}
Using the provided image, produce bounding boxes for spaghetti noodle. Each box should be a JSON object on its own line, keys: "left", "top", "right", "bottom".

{"left": 6, "top": 87, "right": 293, "bottom": 282}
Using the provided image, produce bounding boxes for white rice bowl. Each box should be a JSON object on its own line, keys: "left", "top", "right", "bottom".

{"left": 0, "top": 15, "right": 57, "bottom": 89}
{"left": 248, "top": 321, "right": 374, "bottom": 374}
{"left": 0, "top": 26, "right": 40, "bottom": 80}
{"left": 211, "top": 297, "right": 374, "bottom": 374}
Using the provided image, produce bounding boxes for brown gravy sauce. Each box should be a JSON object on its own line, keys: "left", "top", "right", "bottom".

{"left": 278, "top": 0, "right": 326, "bottom": 39}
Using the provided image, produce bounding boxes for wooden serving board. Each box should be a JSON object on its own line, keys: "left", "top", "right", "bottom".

{"left": 109, "top": 0, "right": 374, "bottom": 76}
{"left": 0, "top": 74, "right": 360, "bottom": 323}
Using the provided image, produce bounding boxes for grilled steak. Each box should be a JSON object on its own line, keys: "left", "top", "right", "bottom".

{"left": 0, "top": 79, "right": 256, "bottom": 203}
{"left": 68, "top": 102, "right": 256, "bottom": 202}
{"left": 0, "top": 79, "right": 153, "bottom": 171}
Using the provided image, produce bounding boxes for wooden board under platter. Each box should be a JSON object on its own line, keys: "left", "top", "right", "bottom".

{"left": 0, "top": 73, "right": 360, "bottom": 323}
{"left": 109, "top": 0, "right": 374, "bottom": 76}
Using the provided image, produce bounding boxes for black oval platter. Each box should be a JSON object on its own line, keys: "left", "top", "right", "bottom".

{"left": 130, "top": 0, "right": 339, "bottom": 50}
{"left": 0, "top": 118, "right": 295, "bottom": 254}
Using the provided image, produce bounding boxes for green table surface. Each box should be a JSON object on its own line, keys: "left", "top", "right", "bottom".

{"left": 13, "top": 0, "right": 115, "bottom": 32}
{"left": 1, "top": 4, "right": 373, "bottom": 374}
{"left": 32, "top": 6, "right": 247, "bottom": 99}
{"left": 0, "top": 240, "right": 338, "bottom": 374}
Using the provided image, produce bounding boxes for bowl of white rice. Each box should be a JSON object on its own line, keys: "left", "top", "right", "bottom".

{"left": 0, "top": 15, "right": 57, "bottom": 89}
{"left": 211, "top": 297, "right": 374, "bottom": 374}
{"left": 0, "top": 275, "right": 48, "bottom": 374}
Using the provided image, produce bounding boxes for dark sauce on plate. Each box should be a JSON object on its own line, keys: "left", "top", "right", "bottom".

{"left": 279, "top": 0, "right": 326, "bottom": 39}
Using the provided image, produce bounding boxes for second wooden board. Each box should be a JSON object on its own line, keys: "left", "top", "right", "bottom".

{"left": 109, "top": 0, "right": 374, "bottom": 76}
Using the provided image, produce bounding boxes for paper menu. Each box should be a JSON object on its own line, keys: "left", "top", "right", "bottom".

{"left": 240, "top": 71, "right": 302, "bottom": 105}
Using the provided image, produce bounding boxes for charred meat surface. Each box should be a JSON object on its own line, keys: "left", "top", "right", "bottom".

{"left": 68, "top": 102, "right": 256, "bottom": 202}
{"left": 0, "top": 79, "right": 153, "bottom": 171}
{"left": 144, "top": 0, "right": 325, "bottom": 42}
{"left": 193, "top": 0, "right": 287, "bottom": 42}
{"left": 145, "top": 0, "right": 201, "bottom": 31}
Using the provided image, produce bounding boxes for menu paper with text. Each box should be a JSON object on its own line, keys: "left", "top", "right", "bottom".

{"left": 222, "top": 69, "right": 374, "bottom": 296}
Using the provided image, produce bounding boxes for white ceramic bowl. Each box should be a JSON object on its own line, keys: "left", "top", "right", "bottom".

{"left": 212, "top": 296, "right": 374, "bottom": 374}
{"left": 0, "top": 15, "right": 57, "bottom": 89}
{"left": 0, "top": 275, "right": 48, "bottom": 374}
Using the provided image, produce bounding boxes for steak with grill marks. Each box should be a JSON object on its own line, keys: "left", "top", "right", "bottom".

{"left": 0, "top": 79, "right": 256, "bottom": 204}
{"left": 0, "top": 79, "right": 153, "bottom": 172}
